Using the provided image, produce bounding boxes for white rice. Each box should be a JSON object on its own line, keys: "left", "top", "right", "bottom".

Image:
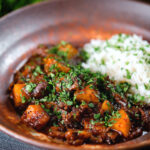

{"left": 82, "top": 34, "right": 150, "bottom": 103}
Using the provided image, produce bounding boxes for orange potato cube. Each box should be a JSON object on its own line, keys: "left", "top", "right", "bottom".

{"left": 111, "top": 109, "right": 131, "bottom": 137}
{"left": 21, "top": 105, "right": 50, "bottom": 130}
{"left": 13, "top": 84, "right": 28, "bottom": 107}
{"left": 58, "top": 43, "right": 78, "bottom": 59}
{"left": 44, "top": 58, "right": 70, "bottom": 73}
{"left": 74, "top": 85, "right": 99, "bottom": 103}
{"left": 100, "top": 100, "right": 112, "bottom": 114}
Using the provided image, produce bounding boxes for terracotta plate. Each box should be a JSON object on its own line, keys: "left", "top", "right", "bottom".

{"left": 0, "top": 0, "right": 150, "bottom": 149}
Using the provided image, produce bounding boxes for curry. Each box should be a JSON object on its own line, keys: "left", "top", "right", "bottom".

{"left": 9, "top": 42, "right": 150, "bottom": 145}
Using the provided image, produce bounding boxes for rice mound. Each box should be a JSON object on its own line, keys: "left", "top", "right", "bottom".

{"left": 82, "top": 34, "right": 150, "bottom": 103}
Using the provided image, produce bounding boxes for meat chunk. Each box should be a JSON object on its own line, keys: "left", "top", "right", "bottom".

{"left": 32, "top": 82, "right": 47, "bottom": 98}
{"left": 48, "top": 126, "right": 65, "bottom": 139}
{"left": 65, "top": 129, "right": 91, "bottom": 145}
{"left": 144, "top": 109, "right": 150, "bottom": 131}
{"left": 74, "top": 85, "right": 99, "bottom": 103}
{"left": 83, "top": 119, "right": 108, "bottom": 134}
{"left": 113, "top": 93, "right": 127, "bottom": 107}
{"left": 56, "top": 77, "right": 79, "bottom": 92}
{"left": 128, "top": 127, "right": 143, "bottom": 139}
{"left": 106, "top": 131, "right": 119, "bottom": 144}
{"left": 21, "top": 105, "right": 50, "bottom": 130}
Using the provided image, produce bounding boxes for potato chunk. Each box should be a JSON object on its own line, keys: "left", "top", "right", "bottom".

{"left": 100, "top": 100, "right": 112, "bottom": 115}
{"left": 111, "top": 109, "right": 131, "bottom": 137}
{"left": 13, "top": 84, "right": 28, "bottom": 107}
{"left": 21, "top": 105, "right": 50, "bottom": 130}
{"left": 44, "top": 58, "right": 70, "bottom": 73}
{"left": 74, "top": 85, "right": 99, "bottom": 103}
{"left": 58, "top": 43, "right": 78, "bottom": 59}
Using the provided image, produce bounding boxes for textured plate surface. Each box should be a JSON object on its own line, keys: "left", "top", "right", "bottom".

{"left": 0, "top": 0, "right": 150, "bottom": 149}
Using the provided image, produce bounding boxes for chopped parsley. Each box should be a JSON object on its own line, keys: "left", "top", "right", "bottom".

{"left": 20, "top": 94, "right": 27, "bottom": 103}
{"left": 66, "top": 101, "right": 73, "bottom": 106}
{"left": 33, "top": 66, "right": 43, "bottom": 75}
{"left": 94, "top": 113, "right": 100, "bottom": 120}
{"left": 25, "top": 83, "right": 36, "bottom": 93}
{"left": 125, "top": 69, "right": 132, "bottom": 79}
{"left": 88, "top": 103, "right": 94, "bottom": 108}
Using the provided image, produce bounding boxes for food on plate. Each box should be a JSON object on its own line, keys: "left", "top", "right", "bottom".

{"left": 9, "top": 35, "right": 150, "bottom": 145}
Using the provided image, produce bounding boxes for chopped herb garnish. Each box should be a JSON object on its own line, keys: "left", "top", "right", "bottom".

{"left": 94, "top": 113, "right": 100, "bottom": 120}
{"left": 66, "top": 101, "right": 73, "bottom": 106}
{"left": 81, "top": 101, "right": 86, "bottom": 106}
{"left": 34, "top": 66, "right": 44, "bottom": 75}
{"left": 135, "top": 84, "right": 138, "bottom": 90}
{"left": 25, "top": 83, "right": 36, "bottom": 93}
{"left": 20, "top": 94, "right": 27, "bottom": 103}
{"left": 88, "top": 103, "right": 94, "bottom": 108}
{"left": 125, "top": 69, "right": 132, "bottom": 79}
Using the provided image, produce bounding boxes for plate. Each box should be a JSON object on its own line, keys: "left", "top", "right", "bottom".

{"left": 0, "top": 0, "right": 150, "bottom": 149}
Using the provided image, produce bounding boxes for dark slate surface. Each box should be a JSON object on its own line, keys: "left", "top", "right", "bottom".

{"left": 0, "top": 132, "right": 44, "bottom": 150}
{"left": 0, "top": 131, "right": 150, "bottom": 150}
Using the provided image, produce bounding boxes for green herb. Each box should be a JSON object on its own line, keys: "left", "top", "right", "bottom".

{"left": 101, "top": 59, "right": 105, "bottom": 65}
{"left": 59, "top": 90, "right": 70, "bottom": 102}
{"left": 34, "top": 66, "right": 43, "bottom": 75}
{"left": 107, "top": 119, "right": 116, "bottom": 127}
{"left": 113, "top": 111, "right": 121, "bottom": 119}
{"left": 66, "top": 101, "right": 73, "bottom": 106}
{"left": 80, "top": 50, "right": 89, "bottom": 61}
{"left": 94, "top": 113, "right": 100, "bottom": 120}
{"left": 116, "top": 82, "right": 131, "bottom": 94}
{"left": 53, "top": 122, "right": 58, "bottom": 127}
{"left": 60, "top": 40, "right": 67, "bottom": 46}
{"left": 88, "top": 103, "right": 94, "bottom": 108}
{"left": 76, "top": 105, "right": 79, "bottom": 108}
{"left": 125, "top": 69, "right": 132, "bottom": 79}
{"left": 139, "top": 60, "right": 143, "bottom": 64}
{"left": 135, "top": 113, "right": 139, "bottom": 117}
{"left": 125, "top": 61, "right": 129, "bottom": 65}
{"left": 25, "top": 83, "right": 36, "bottom": 93}
{"left": 144, "top": 83, "right": 150, "bottom": 90}
{"left": 81, "top": 101, "right": 86, "bottom": 106}
{"left": 57, "top": 51, "right": 68, "bottom": 60}
{"left": 20, "top": 95, "right": 27, "bottom": 103}
{"left": 60, "top": 120, "right": 64, "bottom": 124}
{"left": 128, "top": 102, "right": 131, "bottom": 108}
{"left": 135, "top": 84, "right": 138, "bottom": 90}
{"left": 78, "top": 131, "right": 83, "bottom": 134}
{"left": 41, "top": 104, "right": 45, "bottom": 109}
{"left": 94, "top": 47, "right": 100, "bottom": 51}
{"left": 49, "top": 64, "right": 57, "bottom": 72}
{"left": 90, "top": 119, "right": 99, "bottom": 125}
{"left": 40, "top": 96, "right": 50, "bottom": 102}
